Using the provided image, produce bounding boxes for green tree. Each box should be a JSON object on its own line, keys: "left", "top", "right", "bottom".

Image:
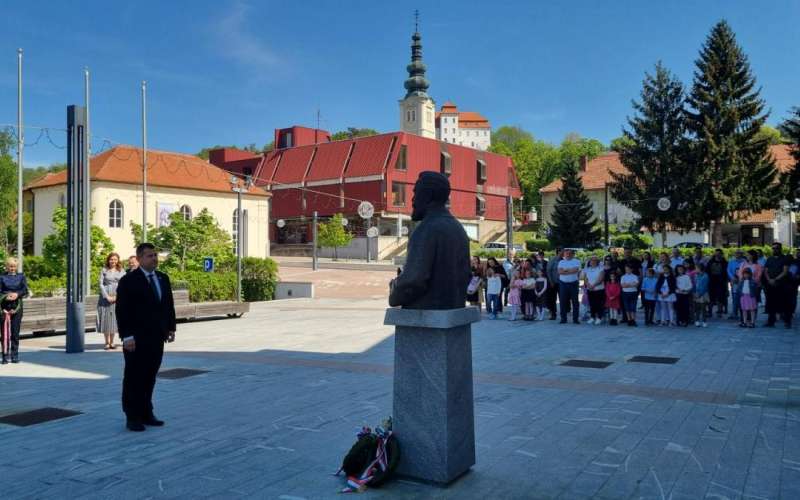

{"left": 42, "top": 207, "right": 115, "bottom": 275}
{"left": 685, "top": 20, "right": 782, "bottom": 240}
{"left": 317, "top": 213, "right": 352, "bottom": 260}
{"left": 610, "top": 62, "right": 693, "bottom": 242}
{"left": 548, "top": 162, "right": 601, "bottom": 248}
{"left": 0, "top": 128, "right": 19, "bottom": 253}
{"left": 754, "top": 125, "right": 788, "bottom": 145}
{"left": 131, "top": 209, "right": 233, "bottom": 272}
{"left": 559, "top": 133, "right": 606, "bottom": 166}
{"left": 330, "top": 128, "right": 379, "bottom": 141}
{"left": 490, "top": 126, "right": 560, "bottom": 208}
{"left": 609, "top": 135, "right": 635, "bottom": 152}
{"left": 780, "top": 108, "right": 800, "bottom": 201}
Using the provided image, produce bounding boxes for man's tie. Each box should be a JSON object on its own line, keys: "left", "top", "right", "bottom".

{"left": 148, "top": 272, "right": 161, "bottom": 301}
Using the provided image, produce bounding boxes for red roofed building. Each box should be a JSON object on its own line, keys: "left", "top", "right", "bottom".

{"left": 24, "top": 145, "right": 271, "bottom": 259}
{"left": 436, "top": 102, "right": 492, "bottom": 150}
{"left": 210, "top": 126, "right": 520, "bottom": 258}
{"left": 539, "top": 145, "right": 797, "bottom": 247}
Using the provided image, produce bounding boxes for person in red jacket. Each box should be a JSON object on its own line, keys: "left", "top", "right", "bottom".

{"left": 604, "top": 271, "right": 622, "bottom": 326}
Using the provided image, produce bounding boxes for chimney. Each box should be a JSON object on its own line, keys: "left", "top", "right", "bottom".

{"left": 579, "top": 155, "right": 589, "bottom": 172}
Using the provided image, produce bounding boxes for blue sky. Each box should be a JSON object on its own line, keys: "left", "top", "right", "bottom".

{"left": 1, "top": 0, "right": 798, "bottom": 167}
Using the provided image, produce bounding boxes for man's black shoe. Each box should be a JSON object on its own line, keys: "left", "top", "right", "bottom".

{"left": 126, "top": 419, "right": 146, "bottom": 432}
{"left": 11, "top": 357, "right": 19, "bottom": 363}
{"left": 559, "top": 320, "right": 567, "bottom": 324}
{"left": 143, "top": 415, "right": 165, "bottom": 426}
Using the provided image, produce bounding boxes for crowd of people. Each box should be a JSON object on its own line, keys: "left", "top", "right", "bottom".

{"left": 469, "top": 242, "right": 800, "bottom": 329}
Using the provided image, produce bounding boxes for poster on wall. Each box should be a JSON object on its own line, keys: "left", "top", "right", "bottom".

{"left": 157, "top": 202, "right": 178, "bottom": 227}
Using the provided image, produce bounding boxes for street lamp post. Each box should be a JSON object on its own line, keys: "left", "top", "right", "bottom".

{"left": 231, "top": 175, "right": 252, "bottom": 302}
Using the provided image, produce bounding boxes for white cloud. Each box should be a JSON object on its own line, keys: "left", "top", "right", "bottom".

{"left": 216, "top": 2, "right": 282, "bottom": 79}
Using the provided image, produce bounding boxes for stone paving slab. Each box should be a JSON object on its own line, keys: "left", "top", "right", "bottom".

{"left": 1, "top": 298, "right": 799, "bottom": 499}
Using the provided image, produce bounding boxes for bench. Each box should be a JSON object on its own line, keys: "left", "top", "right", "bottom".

{"left": 20, "top": 289, "right": 249, "bottom": 336}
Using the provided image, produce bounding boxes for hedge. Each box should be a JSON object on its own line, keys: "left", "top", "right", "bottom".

{"left": 525, "top": 239, "right": 552, "bottom": 252}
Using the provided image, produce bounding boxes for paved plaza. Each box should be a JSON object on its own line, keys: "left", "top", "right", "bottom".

{"left": 2, "top": 294, "right": 800, "bottom": 499}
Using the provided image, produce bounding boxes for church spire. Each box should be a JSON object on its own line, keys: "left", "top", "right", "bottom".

{"left": 404, "top": 10, "right": 430, "bottom": 98}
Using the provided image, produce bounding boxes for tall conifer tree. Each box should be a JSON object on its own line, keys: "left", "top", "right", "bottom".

{"left": 780, "top": 108, "right": 800, "bottom": 200}
{"left": 610, "top": 62, "right": 692, "bottom": 241}
{"left": 685, "top": 20, "right": 781, "bottom": 238}
{"left": 548, "top": 162, "right": 601, "bottom": 248}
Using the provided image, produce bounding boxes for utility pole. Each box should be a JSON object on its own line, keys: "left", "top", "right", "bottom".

{"left": 312, "top": 211, "right": 319, "bottom": 271}
{"left": 16, "top": 49, "right": 23, "bottom": 272}
{"left": 506, "top": 195, "right": 513, "bottom": 261}
{"left": 83, "top": 67, "right": 91, "bottom": 296}
{"left": 141, "top": 80, "right": 148, "bottom": 242}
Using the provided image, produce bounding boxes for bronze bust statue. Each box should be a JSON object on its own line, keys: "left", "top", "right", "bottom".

{"left": 388, "top": 171, "right": 471, "bottom": 309}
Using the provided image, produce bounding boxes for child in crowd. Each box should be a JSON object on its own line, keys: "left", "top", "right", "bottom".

{"left": 656, "top": 265, "right": 677, "bottom": 326}
{"left": 620, "top": 264, "right": 640, "bottom": 327}
{"left": 485, "top": 268, "right": 502, "bottom": 319}
{"left": 605, "top": 272, "right": 622, "bottom": 326}
{"left": 507, "top": 271, "right": 522, "bottom": 321}
{"left": 693, "top": 263, "right": 710, "bottom": 327}
{"left": 466, "top": 268, "right": 483, "bottom": 308}
{"left": 534, "top": 270, "right": 548, "bottom": 321}
{"left": 642, "top": 268, "right": 658, "bottom": 325}
{"left": 521, "top": 269, "right": 537, "bottom": 320}
{"left": 739, "top": 267, "right": 758, "bottom": 328}
{"left": 675, "top": 265, "right": 693, "bottom": 327}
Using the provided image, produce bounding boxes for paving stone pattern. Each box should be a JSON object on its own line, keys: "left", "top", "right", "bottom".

{"left": 1, "top": 297, "right": 799, "bottom": 499}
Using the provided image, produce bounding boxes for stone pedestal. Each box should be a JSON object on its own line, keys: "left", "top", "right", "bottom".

{"left": 384, "top": 307, "right": 480, "bottom": 485}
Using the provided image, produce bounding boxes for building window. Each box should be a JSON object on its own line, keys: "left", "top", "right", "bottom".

{"left": 476, "top": 195, "right": 486, "bottom": 215}
{"left": 180, "top": 204, "right": 192, "bottom": 220}
{"left": 108, "top": 199, "right": 123, "bottom": 228}
{"left": 477, "top": 159, "right": 487, "bottom": 183}
{"left": 395, "top": 145, "right": 407, "bottom": 170}
{"left": 392, "top": 182, "right": 406, "bottom": 206}
{"left": 440, "top": 151, "right": 451, "bottom": 176}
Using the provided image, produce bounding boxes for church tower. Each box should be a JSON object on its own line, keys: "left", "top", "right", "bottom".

{"left": 399, "top": 12, "right": 436, "bottom": 139}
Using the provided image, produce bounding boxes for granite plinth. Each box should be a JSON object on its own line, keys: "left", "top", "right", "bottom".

{"left": 384, "top": 307, "right": 480, "bottom": 485}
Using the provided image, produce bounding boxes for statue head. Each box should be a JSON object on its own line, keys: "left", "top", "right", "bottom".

{"left": 411, "top": 171, "right": 450, "bottom": 221}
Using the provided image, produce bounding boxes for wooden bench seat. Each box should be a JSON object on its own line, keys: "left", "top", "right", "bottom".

{"left": 20, "top": 289, "right": 249, "bottom": 336}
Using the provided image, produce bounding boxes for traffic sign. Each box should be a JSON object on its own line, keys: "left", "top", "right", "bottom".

{"left": 203, "top": 257, "right": 214, "bottom": 272}
{"left": 367, "top": 226, "right": 379, "bottom": 238}
{"left": 276, "top": 219, "right": 286, "bottom": 228}
{"left": 358, "top": 201, "right": 375, "bottom": 219}
{"left": 657, "top": 197, "right": 671, "bottom": 212}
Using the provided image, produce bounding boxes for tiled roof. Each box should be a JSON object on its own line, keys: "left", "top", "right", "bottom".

{"left": 24, "top": 145, "right": 269, "bottom": 196}
{"left": 739, "top": 210, "right": 776, "bottom": 224}
{"left": 435, "top": 108, "right": 491, "bottom": 129}
{"left": 540, "top": 145, "right": 796, "bottom": 194}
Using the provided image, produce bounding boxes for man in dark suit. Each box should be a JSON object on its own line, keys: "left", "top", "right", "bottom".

{"left": 116, "top": 242, "right": 177, "bottom": 432}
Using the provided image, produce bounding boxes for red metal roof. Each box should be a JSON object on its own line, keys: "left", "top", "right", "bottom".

{"left": 305, "top": 140, "right": 352, "bottom": 182}
{"left": 344, "top": 134, "right": 397, "bottom": 178}
{"left": 272, "top": 146, "right": 315, "bottom": 185}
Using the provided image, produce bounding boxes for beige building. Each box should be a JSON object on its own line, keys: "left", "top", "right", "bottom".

{"left": 24, "top": 145, "right": 271, "bottom": 259}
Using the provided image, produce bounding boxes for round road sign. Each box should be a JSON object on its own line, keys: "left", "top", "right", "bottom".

{"left": 358, "top": 201, "right": 375, "bottom": 219}
{"left": 276, "top": 219, "right": 286, "bottom": 228}
{"left": 657, "top": 197, "right": 671, "bottom": 212}
{"left": 367, "top": 226, "right": 379, "bottom": 238}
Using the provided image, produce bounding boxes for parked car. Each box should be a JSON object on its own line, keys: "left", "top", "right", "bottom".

{"left": 672, "top": 242, "right": 710, "bottom": 249}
